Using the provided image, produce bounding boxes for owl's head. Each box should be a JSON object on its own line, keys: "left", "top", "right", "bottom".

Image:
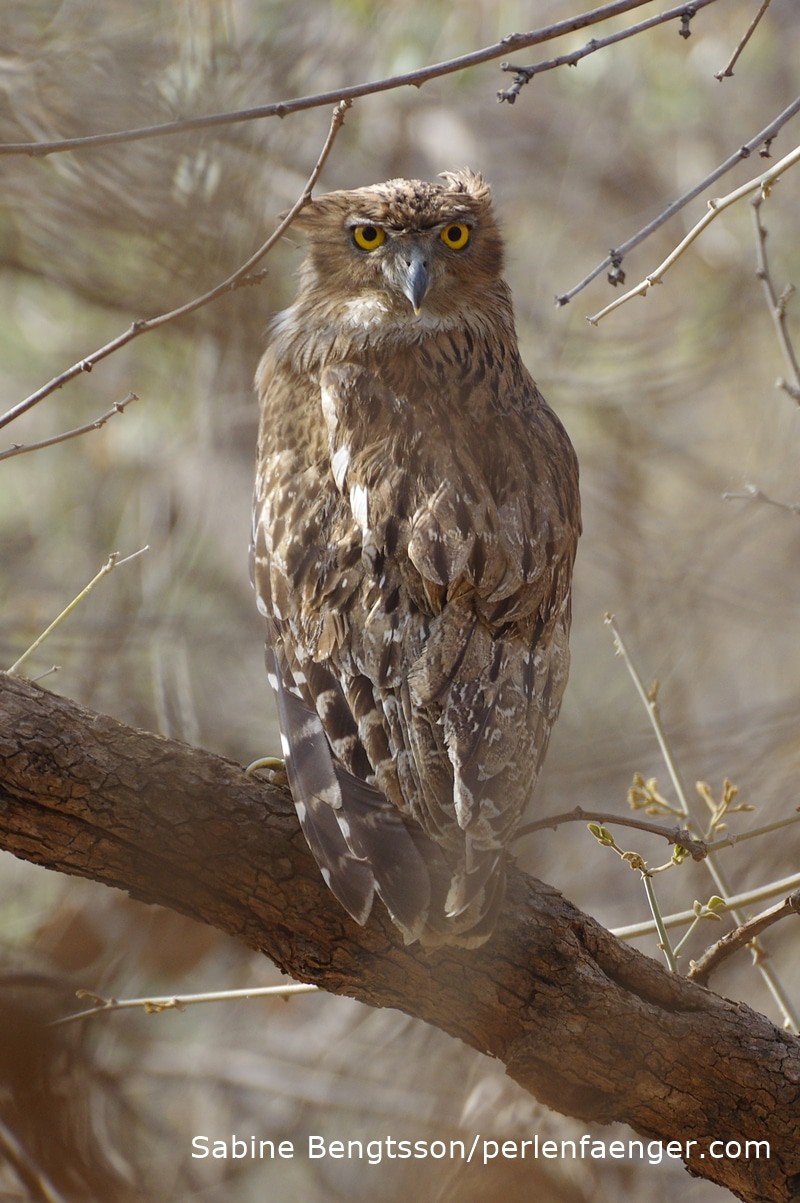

{"left": 289, "top": 169, "right": 507, "bottom": 328}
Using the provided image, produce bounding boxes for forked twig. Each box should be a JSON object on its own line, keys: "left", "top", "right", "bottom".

{"left": 498, "top": 0, "right": 716, "bottom": 104}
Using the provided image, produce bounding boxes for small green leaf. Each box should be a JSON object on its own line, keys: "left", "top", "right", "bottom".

{"left": 588, "top": 823, "right": 614, "bottom": 846}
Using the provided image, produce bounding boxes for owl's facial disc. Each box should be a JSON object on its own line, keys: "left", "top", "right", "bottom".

{"left": 387, "top": 243, "right": 430, "bottom": 314}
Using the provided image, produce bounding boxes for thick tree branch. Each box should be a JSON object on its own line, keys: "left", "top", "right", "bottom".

{"left": 0, "top": 671, "right": 799, "bottom": 1203}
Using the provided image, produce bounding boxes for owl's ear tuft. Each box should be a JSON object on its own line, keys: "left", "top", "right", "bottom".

{"left": 278, "top": 194, "right": 340, "bottom": 233}
{"left": 439, "top": 168, "right": 492, "bottom": 202}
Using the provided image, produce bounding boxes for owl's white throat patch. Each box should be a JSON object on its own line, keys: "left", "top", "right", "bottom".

{"left": 342, "top": 296, "right": 390, "bottom": 328}
{"left": 341, "top": 295, "right": 460, "bottom": 336}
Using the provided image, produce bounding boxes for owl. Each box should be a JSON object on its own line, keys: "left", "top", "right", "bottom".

{"left": 252, "top": 169, "right": 580, "bottom": 947}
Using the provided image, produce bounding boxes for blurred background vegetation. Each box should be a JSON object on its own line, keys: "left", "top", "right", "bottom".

{"left": 0, "top": 0, "right": 799, "bottom": 1199}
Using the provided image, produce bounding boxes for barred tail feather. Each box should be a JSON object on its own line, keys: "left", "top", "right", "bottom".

{"left": 331, "top": 766, "right": 432, "bottom": 943}
{"left": 270, "top": 646, "right": 432, "bottom": 941}
{"left": 273, "top": 660, "right": 375, "bottom": 926}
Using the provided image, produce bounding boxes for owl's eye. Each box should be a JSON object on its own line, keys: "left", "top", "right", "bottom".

{"left": 440, "top": 223, "right": 471, "bottom": 250}
{"left": 352, "top": 224, "right": 386, "bottom": 251}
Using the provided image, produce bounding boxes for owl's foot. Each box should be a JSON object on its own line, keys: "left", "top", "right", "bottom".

{"left": 245, "top": 755, "right": 289, "bottom": 787}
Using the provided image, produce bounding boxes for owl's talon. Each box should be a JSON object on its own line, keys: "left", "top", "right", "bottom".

{"left": 246, "top": 755, "right": 289, "bottom": 786}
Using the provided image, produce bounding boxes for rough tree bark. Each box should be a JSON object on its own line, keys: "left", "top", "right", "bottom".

{"left": 0, "top": 670, "right": 798, "bottom": 1203}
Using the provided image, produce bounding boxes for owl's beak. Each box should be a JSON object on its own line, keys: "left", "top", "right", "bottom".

{"left": 397, "top": 247, "right": 430, "bottom": 314}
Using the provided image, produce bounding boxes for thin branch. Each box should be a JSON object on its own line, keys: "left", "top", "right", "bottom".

{"left": 705, "top": 810, "right": 800, "bottom": 853}
{"left": 54, "top": 982, "right": 319, "bottom": 1028}
{"left": 614, "top": 871, "right": 800, "bottom": 938}
{"left": 557, "top": 93, "right": 800, "bottom": 306}
{"left": 0, "top": 1117, "right": 70, "bottom": 1203}
{"left": 714, "top": 0, "right": 772, "bottom": 81}
{"left": 7, "top": 548, "right": 149, "bottom": 677}
{"left": 0, "top": 100, "right": 351, "bottom": 435}
{"left": 604, "top": 614, "right": 693, "bottom": 816}
{"left": 723, "top": 483, "right": 800, "bottom": 513}
{"left": 0, "top": 392, "right": 138, "bottom": 462}
{"left": 688, "top": 889, "right": 800, "bottom": 985}
{"left": 751, "top": 194, "right": 800, "bottom": 402}
{"left": 641, "top": 870, "right": 679, "bottom": 972}
{"left": 30, "top": 666, "right": 60, "bottom": 684}
{"left": 0, "top": 1, "right": 696, "bottom": 159}
{"left": 516, "top": 804, "right": 707, "bottom": 859}
{"left": 586, "top": 141, "right": 800, "bottom": 324}
{"left": 497, "top": 0, "right": 717, "bottom": 104}
{"left": 671, "top": 900, "right": 724, "bottom": 959}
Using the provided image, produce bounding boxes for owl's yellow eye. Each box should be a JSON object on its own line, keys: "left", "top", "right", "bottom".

{"left": 440, "top": 223, "right": 471, "bottom": 250}
{"left": 352, "top": 224, "right": 386, "bottom": 251}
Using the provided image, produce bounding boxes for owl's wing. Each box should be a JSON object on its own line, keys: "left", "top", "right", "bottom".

{"left": 251, "top": 470, "right": 433, "bottom": 943}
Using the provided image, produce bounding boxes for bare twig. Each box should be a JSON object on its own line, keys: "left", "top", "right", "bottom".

{"left": 688, "top": 890, "right": 800, "bottom": 985}
{"left": 723, "top": 483, "right": 800, "bottom": 514}
{"left": 641, "top": 869, "right": 679, "bottom": 971}
{"left": 498, "top": 0, "right": 716, "bottom": 104}
{"left": 53, "top": 982, "right": 319, "bottom": 1028}
{"left": 586, "top": 141, "right": 800, "bottom": 324}
{"left": 7, "top": 548, "right": 149, "bottom": 677}
{"left": 0, "top": 392, "right": 138, "bottom": 462}
{"left": 613, "top": 871, "right": 800, "bottom": 938}
{"left": 0, "top": 100, "right": 351, "bottom": 434}
{"left": 30, "top": 666, "right": 60, "bottom": 683}
{"left": 672, "top": 897, "right": 727, "bottom": 959}
{"left": 0, "top": 1, "right": 706, "bottom": 159}
{"left": 557, "top": 93, "right": 800, "bottom": 306}
{"left": 714, "top": 0, "right": 772, "bottom": 81}
{"left": 751, "top": 195, "right": 800, "bottom": 402}
{"left": 705, "top": 811, "right": 800, "bottom": 854}
{"left": 0, "top": 1117, "right": 69, "bottom": 1203}
{"left": 604, "top": 614, "right": 694, "bottom": 816}
{"left": 516, "top": 804, "right": 707, "bottom": 859}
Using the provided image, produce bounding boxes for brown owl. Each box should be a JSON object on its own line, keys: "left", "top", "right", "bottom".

{"left": 252, "top": 169, "right": 580, "bottom": 946}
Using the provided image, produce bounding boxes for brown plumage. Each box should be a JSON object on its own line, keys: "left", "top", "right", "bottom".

{"left": 252, "top": 169, "right": 580, "bottom": 946}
